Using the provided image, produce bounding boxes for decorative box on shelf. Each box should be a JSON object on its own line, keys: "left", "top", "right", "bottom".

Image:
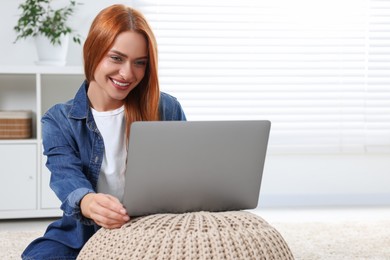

{"left": 0, "top": 110, "right": 33, "bottom": 139}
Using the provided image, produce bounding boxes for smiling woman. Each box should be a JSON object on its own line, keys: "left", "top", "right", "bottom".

{"left": 87, "top": 31, "right": 149, "bottom": 111}
{"left": 21, "top": 4, "right": 186, "bottom": 260}
{"left": 83, "top": 5, "right": 161, "bottom": 129}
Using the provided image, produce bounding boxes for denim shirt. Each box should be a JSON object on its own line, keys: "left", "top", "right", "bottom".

{"left": 40, "top": 81, "right": 186, "bottom": 249}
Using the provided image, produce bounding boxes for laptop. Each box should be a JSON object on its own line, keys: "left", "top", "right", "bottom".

{"left": 123, "top": 120, "right": 271, "bottom": 217}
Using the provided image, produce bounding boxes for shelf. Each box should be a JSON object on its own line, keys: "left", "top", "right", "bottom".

{"left": 0, "top": 69, "right": 69, "bottom": 219}
{"left": 0, "top": 65, "right": 83, "bottom": 75}
{"left": 0, "top": 209, "right": 62, "bottom": 220}
{"left": 0, "top": 139, "right": 38, "bottom": 145}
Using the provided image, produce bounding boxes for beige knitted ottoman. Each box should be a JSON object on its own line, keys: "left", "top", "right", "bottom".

{"left": 77, "top": 211, "right": 294, "bottom": 260}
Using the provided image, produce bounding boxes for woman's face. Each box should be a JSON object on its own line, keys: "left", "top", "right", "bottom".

{"left": 88, "top": 31, "right": 148, "bottom": 111}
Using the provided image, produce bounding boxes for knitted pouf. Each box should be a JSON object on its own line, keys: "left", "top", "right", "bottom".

{"left": 77, "top": 211, "right": 294, "bottom": 260}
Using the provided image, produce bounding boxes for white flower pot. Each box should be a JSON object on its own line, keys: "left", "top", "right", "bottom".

{"left": 34, "top": 34, "right": 69, "bottom": 66}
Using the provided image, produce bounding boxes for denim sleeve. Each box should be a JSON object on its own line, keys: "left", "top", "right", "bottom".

{"left": 42, "top": 108, "right": 95, "bottom": 225}
{"left": 159, "top": 92, "right": 187, "bottom": 121}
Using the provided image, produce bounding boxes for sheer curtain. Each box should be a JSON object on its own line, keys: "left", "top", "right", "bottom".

{"left": 133, "top": 0, "right": 390, "bottom": 154}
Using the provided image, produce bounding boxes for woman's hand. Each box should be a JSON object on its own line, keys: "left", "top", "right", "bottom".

{"left": 80, "top": 193, "right": 130, "bottom": 229}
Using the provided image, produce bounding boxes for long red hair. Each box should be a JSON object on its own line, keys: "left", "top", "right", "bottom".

{"left": 83, "top": 4, "right": 160, "bottom": 140}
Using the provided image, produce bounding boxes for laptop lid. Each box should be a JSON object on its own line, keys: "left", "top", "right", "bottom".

{"left": 123, "top": 120, "right": 271, "bottom": 217}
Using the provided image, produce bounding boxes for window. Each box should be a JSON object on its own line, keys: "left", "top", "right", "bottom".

{"left": 133, "top": 0, "right": 390, "bottom": 154}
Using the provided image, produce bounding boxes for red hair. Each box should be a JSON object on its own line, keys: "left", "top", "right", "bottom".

{"left": 83, "top": 4, "right": 160, "bottom": 140}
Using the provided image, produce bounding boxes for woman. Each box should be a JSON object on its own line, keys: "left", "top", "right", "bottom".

{"left": 22, "top": 4, "right": 186, "bottom": 260}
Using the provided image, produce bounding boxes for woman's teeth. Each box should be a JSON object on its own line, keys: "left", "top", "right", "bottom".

{"left": 112, "top": 79, "right": 129, "bottom": 87}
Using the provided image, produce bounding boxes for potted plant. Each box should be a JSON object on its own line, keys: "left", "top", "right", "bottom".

{"left": 14, "top": 0, "right": 82, "bottom": 65}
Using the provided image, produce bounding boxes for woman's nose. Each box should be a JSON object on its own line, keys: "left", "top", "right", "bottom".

{"left": 119, "top": 64, "right": 134, "bottom": 80}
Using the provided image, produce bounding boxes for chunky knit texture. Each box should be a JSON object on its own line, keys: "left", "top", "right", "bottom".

{"left": 77, "top": 211, "right": 294, "bottom": 260}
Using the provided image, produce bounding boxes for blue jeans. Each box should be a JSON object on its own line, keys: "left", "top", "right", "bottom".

{"left": 22, "top": 238, "right": 80, "bottom": 260}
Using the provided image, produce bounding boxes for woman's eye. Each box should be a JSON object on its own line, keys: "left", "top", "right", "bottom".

{"left": 135, "top": 60, "right": 147, "bottom": 67}
{"left": 110, "top": 55, "right": 122, "bottom": 62}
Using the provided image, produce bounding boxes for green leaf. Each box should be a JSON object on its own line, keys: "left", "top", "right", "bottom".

{"left": 13, "top": 0, "right": 82, "bottom": 45}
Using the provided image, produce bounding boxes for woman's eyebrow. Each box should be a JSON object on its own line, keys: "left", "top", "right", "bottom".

{"left": 110, "top": 49, "right": 148, "bottom": 60}
{"left": 136, "top": 56, "right": 148, "bottom": 60}
{"left": 110, "top": 49, "right": 128, "bottom": 58}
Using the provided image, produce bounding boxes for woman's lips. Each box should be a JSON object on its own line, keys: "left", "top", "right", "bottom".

{"left": 111, "top": 78, "right": 130, "bottom": 90}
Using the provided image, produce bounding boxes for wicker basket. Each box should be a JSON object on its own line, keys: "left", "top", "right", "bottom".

{"left": 0, "top": 110, "right": 33, "bottom": 139}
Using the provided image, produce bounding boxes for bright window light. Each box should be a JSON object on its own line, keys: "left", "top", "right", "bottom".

{"left": 134, "top": 0, "right": 390, "bottom": 154}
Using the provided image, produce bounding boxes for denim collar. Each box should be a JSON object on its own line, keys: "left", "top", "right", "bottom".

{"left": 68, "top": 80, "right": 90, "bottom": 120}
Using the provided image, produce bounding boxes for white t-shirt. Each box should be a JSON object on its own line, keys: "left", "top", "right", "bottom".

{"left": 92, "top": 105, "right": 127, "bottom": 202}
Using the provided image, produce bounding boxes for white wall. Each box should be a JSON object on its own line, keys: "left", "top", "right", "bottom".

{"left": 1, "top": 0, "right": 389, "bottom": 208}
{"left": 260, "top": 154, "right": 390, "bottom": 207}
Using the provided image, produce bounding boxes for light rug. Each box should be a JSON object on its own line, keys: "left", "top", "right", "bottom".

{"left": 272, "top": 220, "right": 390, "bottom": 260}
{"left": 1, "top": 220, "right": 389, "bottom": 260}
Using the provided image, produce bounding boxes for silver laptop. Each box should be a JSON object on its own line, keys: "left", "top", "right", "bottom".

{"left": 123, "top": 120, "right": 271, "bottom": 217}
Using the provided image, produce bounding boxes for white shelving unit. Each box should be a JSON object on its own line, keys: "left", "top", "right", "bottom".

{"left": 0, "top": 65, "right": 84, "bottom": 219}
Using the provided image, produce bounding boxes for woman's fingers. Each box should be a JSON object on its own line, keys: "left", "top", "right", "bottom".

{"left": 81, "top": 193, "right": 130, "bottom": 228}
{"left": 91, "top": 212, "right": 125, "bottom": 229}
{"left": 100, "top": 194, "right": 128, "bottom": 216}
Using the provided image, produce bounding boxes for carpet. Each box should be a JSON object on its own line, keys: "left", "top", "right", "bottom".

{"left": 0, "top": 230, "right": 43, "bottom": 260}
{"left": 271, "top": 220, "right": 390, "bottom": 260}
{"left": 1, "top": 220, "right": 389, "bottom": 259}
